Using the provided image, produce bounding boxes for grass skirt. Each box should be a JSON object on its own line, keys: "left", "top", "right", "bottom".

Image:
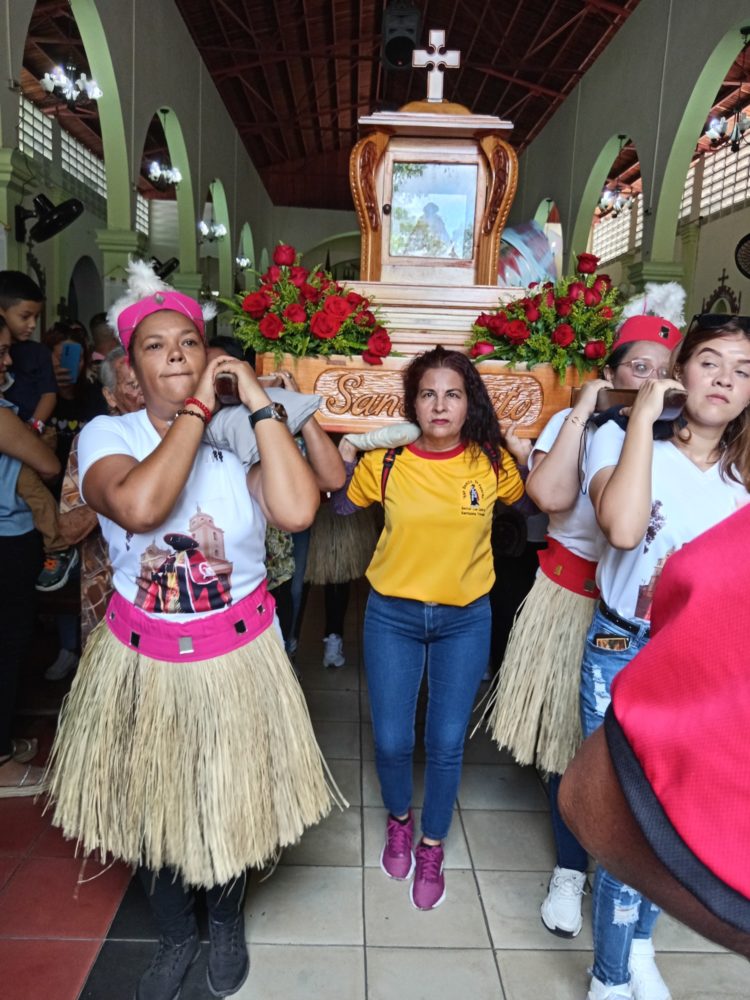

{"left": 46, "top": 621, "right": 344, "bottom": 888}
{"left": 305, "top": 502, "right": 379, "bottom": 585}
{"left": 483, "top": 572, "right": 595, "bottom": 775}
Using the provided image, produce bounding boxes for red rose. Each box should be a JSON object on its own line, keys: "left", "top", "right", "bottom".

{"left": 362, "top": 350, "right": 383, "bottom": 365}
{"left": 283, "top": 303, "right": 306, "bottom": 324}
{"left": 506, "top": 319, "right": 531, "bottom": 344}
{"left": 528, "top": 281, "right": 539, "bottom": 289}
{"left": 299, "top": 283, "right": 321, "bottom": 304}
{"left": 313, "top": 271, "right": 331, "bottom": 290}
{"left": 543, "top": 290, "right": 555, "bottom": 308}
{"left": 584, "top": 287, "right": 601, "bottom": 306}
{"left": 576, "top": 252, "right": 599, "bottom": 274}
{"left": 568, "top": 282, "right": 585, "bottom": 301}
{"left": 488, "top": 314, "right": 508, "bottom": 337}
{"left": 584, "top": 340, "right": 607, "bottom": 360}
{"left": 470, "top": 341, "right": 496, "bottom": 358}
{"left": 600, "top": 306, "right": 614, "bottom": 319}
{"left": 261, "top": 265, "right": 281, "bottom": 285}
{"left": 259, "top": 312, "right": 284, "bottom": 340}
{"left": 346, "top": 291, "right": 364, "bottom": 306}
{"left": 542, "top": 281, "right": 554, "bottom": 289}
{"left": 593, "top": 275, "right": 611, "bottom": 293}
{"left": 366, "top": 328, "right": 392, "bottom": 358}
{"left": 475, "top": 313, "right": 493, "bottom": 329}
{"left": 290, "top": 266, "right": 309, "bottom": 287}
{"left": 310, "top": 311, "right": 342, "bottom": 339}
{"left": 555, "top": 297, "right": 572, "bottom": 317}
{"left": 273, "top": 244, "right": 296, "bottom": 266}
{"left": 323, "top": 295, "right": 354, "bottom": 321}
{"left": 551, "top": 324, "right": 575, "bottom": 348}
{"left": 356, "top": 310, "right": 376, "bottom": 327}
{"left": 241, "top": 291, "right": 272, "bottom": 319}
{"left": 525, "top": 304, "right": 540, "bottom": 323}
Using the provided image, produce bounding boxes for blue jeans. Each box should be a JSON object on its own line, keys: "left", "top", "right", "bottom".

{"left": 363, "top": 589, "right": 491, "bottom": 841}
{"left": 289, "top": 529, "right": 310, "bottom": 641}
{"left": 580, "top": 606, "right": 659, "bottom": 985}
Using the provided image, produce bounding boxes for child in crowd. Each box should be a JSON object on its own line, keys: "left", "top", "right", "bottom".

{"left": 0, "top": 271, "right": 78, "bottom": 591}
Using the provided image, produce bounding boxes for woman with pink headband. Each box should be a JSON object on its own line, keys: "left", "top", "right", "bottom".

{"left": 46, "top": 262, "right": 343, "bottom": 1000}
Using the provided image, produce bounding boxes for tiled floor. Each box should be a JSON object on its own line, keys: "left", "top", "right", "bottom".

{"left": 3, "top": 585, "right": 748, "bottom": 999}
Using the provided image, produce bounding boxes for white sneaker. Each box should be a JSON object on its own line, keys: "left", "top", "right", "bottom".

{"left": 541, "top": 865, "right": 586, "bottom": 937}
{"left": 629, "top": 938, "right": 671, "bottom": 1000}
{"left": 44, "top": 649, "right": 79, "bottom": 681}
{"left": 322, "top": 633, "right": 346, "bottom": 668}
{"left": 587, "top": 976, "right": 634, "bottom": 1000}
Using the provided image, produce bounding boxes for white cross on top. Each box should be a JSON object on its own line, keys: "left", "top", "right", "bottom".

{"left": 412, "top": 29, "right": 461, "bottom": 103}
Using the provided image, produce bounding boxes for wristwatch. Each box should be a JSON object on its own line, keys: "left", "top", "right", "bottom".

{"left": 249, "top": 402, "right": 288, "bottom": 427}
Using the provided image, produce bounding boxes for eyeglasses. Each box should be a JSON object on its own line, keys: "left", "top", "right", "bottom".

{"left": 688, "top": 313, "right": 750, "bottom": 334}
{"left": 616, "top": 359, "right": 671, "bottom": 380}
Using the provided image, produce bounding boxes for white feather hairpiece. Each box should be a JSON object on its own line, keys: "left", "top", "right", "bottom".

{"left": 107, "top": 257, "right": 218, "bottom": 332}
{"left": 620, "top": 281, "right": 686, "bottom": 329}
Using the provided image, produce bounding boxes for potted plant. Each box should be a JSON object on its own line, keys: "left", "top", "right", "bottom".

{"left": 467, "top": 253, "right": 622, "bottom": 381}
{"left": 223, "top": 243, "right": 394, "bottom": 371}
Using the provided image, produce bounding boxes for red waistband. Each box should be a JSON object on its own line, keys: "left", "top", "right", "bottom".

{"left": 537, "top": 536, "right": 600, "bottom": 599}
{"left": 105, "top": 580, "right": 275, "bottom": 662}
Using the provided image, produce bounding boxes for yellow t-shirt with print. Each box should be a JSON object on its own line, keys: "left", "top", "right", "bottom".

{"left": 347, "top": 442, "right": 524, "bottom": 607}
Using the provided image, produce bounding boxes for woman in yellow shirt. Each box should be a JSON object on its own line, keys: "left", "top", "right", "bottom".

{"left": 335, "top": 346, "right": 525, "bottom": 910}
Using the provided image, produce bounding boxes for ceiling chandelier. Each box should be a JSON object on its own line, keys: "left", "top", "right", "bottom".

{"left": 198, "top": 220, "right": 227, "bottom": 242}
{"left": 40, "top": 59, "right": 102, "bottom": 110}
{"left": 235, "top": 255, "right": 252, "bottom": 269}
{"left": 597, "top": 135, "right": 634, "bottom": 218}
{"left": 704, "top": 26, "right": 750, "bottom": 153}
{"left": 147, "top": 161, "right": 182, "bottom": 189}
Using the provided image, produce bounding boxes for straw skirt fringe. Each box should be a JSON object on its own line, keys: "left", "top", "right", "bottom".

{"left": 305, "top": 502, "right": 378, "bottom": 584}
{"left": 484, "top": 572, "right": 595, "bottom": 775}
{"left": 46, "top": 621, "right": 345, "bottom": 889}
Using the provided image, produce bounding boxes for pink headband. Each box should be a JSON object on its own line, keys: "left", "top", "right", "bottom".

{"left": 116, "top": 291, "right": 206, "bottom": 352}
{"left": 613, "top": 315, "right": 682, "bottom": 352}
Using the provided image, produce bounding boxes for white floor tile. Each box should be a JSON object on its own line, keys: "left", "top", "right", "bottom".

{"left": 458, "top": 764, "right": 548, "bottom": 810}
{"left": 463, "top": 809, "right": 556, "bottom": 870}
{"left": 478, "top": 870, "right": 593, "bottom": 950}
{"left": 367, "top": 947, "right": 503, "bottom": 1000}
{"left": 246, "top": 866, "right": 363, "bottom": 945}
{"left": 233, "top": 944, "right": 365, "bottom": 1000}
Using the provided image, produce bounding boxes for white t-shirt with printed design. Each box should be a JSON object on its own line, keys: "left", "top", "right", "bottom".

{"left": 78, "top": 410, "right": 266, "bottom": 619}
{"left": 586, "top": 420, "right": 749, "bottom": 622}
{"left": 530, "top": 407, "right": 604, "bottom": 563}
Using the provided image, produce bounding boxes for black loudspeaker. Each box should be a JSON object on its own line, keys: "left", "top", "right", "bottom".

{"left": 382, "top": 0, "right": 422, "bottom": 71}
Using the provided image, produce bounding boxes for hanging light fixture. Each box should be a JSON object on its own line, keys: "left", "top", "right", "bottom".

{"left": 703, "top": 27, "right": 750, "bottom": 153}
{"left": 597, "top": 135, "right": 634, "bottom": 218}
{"left": 198, "top": 219, "right": 227, "bottom": 242}
{"left": 40, "top": 57, "right": 102, "bottom": 110}
{"left": 147, "top": 161, "right": 182, "bottom": 188}
{"left": 235, "top": 255, "right": 252, "bottom": 269}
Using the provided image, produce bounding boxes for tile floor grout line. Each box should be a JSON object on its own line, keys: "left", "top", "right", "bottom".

{"left": 456, "top": 802, "right": 509, "bottom": 1000}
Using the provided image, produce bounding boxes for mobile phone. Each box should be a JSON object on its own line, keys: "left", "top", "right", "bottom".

{"left": 59, "top": 341, "right": 82, "bottom": 384}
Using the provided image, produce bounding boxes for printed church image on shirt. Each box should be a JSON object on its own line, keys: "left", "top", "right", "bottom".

{"left": 135, "top": 505, "right": 234, "bottom": 614}
{"left": 634, "top": 549, "right": 675, "bottom": 621}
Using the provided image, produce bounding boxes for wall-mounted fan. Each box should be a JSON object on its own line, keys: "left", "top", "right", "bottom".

{"left": 15, "top": 193, "right": 83, "bottom": 245}
{"left": 735, "top": 234, "right": 750, "bottom": 278}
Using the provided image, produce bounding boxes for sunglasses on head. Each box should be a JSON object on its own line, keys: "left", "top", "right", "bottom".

{"left": 687, "top": 313, "right": 750, "bottom": 334}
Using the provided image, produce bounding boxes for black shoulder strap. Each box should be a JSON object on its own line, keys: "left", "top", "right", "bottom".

{"left": 380, "top": 446, "right": 403, "bottom": 503}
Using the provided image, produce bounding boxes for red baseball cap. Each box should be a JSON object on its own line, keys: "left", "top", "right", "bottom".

{"left": 613, "top": 315, "right": 682, "bottom": 351}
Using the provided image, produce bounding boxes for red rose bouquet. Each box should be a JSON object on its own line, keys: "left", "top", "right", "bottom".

{"left": 224, "top": 243, "right": 393, "bottom": 365}
{"left": 468, "top": 253, "right": 622, "bottom": 380}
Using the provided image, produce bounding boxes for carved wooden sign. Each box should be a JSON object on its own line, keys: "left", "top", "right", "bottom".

{"left": 257, "top": 353, "right": 585, "bottom": 437}
{"left": 313, "top": 366, "right": 545, "bottom": 429}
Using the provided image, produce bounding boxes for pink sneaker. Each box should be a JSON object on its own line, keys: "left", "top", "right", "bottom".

{"left": 380, "top": 811, "right": 415, "bottom": 880}
{"left": 410, "top": 842, "right": 446, "bottom": 910}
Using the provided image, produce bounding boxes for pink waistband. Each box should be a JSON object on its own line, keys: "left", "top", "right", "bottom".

{"left": 105, "top": 580, "right": 275, "bottom": 662}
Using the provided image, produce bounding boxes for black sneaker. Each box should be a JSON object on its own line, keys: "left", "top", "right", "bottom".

{"left": 36, "top": 546, "right": 79, "bottom": 592}
{"left": 207, "top": 912, "right": 249, "bottom": 997}
{"left": 135, "top": 931, "right": 200, "bottom": 1000}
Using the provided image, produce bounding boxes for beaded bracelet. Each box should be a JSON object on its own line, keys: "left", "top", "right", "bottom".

{"left": 175, "top": 408, "right": 207, "bottom": 426}
{"left": 184, "top": 396, "right": 211, "bottom": 423}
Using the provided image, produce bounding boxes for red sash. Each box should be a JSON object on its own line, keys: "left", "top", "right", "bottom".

{"left": 537, "top": 535, "right": 600, "bottom": 600}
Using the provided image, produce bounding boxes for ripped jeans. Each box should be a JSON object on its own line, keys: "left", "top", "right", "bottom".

{"left": 580, "top": 606, "right": 659, "bottom": 985}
